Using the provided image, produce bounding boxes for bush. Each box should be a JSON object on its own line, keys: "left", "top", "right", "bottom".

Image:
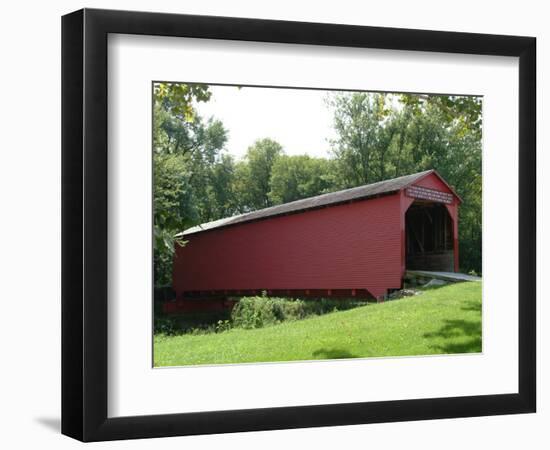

{"left": 231, "top": 296, "right": 307, "bottom": 329}
{"left": 229, "top": 295, "right": 369, "bottom": 329}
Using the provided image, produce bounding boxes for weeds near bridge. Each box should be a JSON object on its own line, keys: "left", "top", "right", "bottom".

{"left": 231, "top": 294, "right": 369, "bottom": 330}
{"left": 155, "top": 294, "right": 371, "bottom": 336}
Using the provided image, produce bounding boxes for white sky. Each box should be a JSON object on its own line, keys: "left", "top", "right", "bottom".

{"left": 194, "top": 85, "right": 339, "bottom": 160}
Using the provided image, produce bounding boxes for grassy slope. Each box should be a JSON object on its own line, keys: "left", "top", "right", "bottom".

{"left": 154, "top": 282, "right": 481, "bottom": 367}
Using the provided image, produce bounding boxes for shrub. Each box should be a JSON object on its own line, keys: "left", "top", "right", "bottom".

{"left": 230, "top": 295, "right": 371, "bottom": 329}
{"left": 231, "top": 296, "right": 307, "bottom": 329}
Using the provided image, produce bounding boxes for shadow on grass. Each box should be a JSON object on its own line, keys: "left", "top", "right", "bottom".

{"left": 312, "top": 348, "right": 359, "bottom": 360}
{"left": 461, "top": 299, "right": 482, "bottom": 313}
{"left": 423, "top": 319, "right": 482, "bottom": 354}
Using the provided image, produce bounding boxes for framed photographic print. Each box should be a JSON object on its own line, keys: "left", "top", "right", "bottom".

{"left": 61, "top": 8, "right": 536, "bottom": 442}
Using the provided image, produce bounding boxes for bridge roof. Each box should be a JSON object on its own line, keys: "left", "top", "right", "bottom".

{"left": 178, "top": 169, "right": 459, "bottom": 236}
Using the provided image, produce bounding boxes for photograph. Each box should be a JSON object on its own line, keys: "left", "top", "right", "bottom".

{"left": 152, "top": 82, "right": 483, "bottom": 367}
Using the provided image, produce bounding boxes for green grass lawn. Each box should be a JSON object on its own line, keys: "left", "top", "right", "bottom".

{"left": 154, "top": 282, "right": 481, "bottom": 367}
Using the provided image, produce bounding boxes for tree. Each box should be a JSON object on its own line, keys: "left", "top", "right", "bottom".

{"left": 153, "top": 153, "right": 196, "bottom": 285}
{"left": 153, "top": 82, "right": 211, "bottom": 123}
{"left": 237, "top": 138, "right": 283, "bottom": 210}
{"left": 206, "top": 154, "right": 240, "bottom": 220}
{"left": 400, "top": 94, "right": 482, "bottom": 139}
{"left": 269, "top": 155, "right": 335, "bottom": 204}
{"left": 184, "top": 117, "right": 230, "bottom": 222}
{"left": 327, "top": 92, "right": 393, "bottom": 187}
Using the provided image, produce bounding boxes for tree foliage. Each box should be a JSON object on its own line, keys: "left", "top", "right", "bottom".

{"left": 234, "top": 139, "right": 283, "bottom": 211}
{"left": 328, "top": 92, "right": 394, "bottom": 186}
{"left": 154, "top": 82, "right": 211, "bottom": 123}
{"left": 269, "top": 155, "right": 335, "bottom": 204}
{"left": 153, "top": 153, "right": 195, "bottom": 284}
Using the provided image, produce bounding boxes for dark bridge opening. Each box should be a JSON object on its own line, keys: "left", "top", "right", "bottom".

{"left": 405, "top": 202, "right": 454, "bottom": 272}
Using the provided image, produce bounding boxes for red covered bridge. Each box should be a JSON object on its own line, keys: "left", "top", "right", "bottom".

{"left": 166, "top": 170, "right": 461, "bottom": 313}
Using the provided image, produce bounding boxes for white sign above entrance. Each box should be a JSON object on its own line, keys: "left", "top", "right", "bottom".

{"left": 406, "top": 185, "right": 454, "bottom": 204}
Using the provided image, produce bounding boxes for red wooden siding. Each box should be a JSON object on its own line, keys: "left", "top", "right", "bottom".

{"left": 173, "top": 193, "right": 403, "bottom": 299}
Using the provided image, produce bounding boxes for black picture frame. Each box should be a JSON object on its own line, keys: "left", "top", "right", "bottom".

{"left": 61, "top": 8, "right": 536, "bottom": 442}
